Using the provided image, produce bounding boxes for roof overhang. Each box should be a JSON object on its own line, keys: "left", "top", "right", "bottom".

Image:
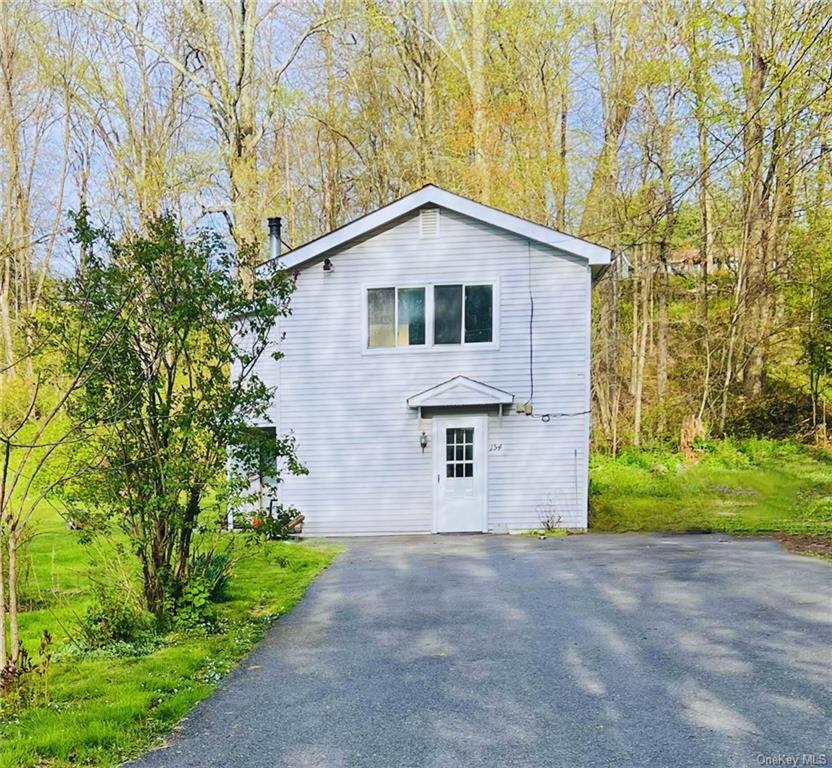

{"left": 261, "top": 184, "right": 611, "bottom": 271}
{"left": 407, "top": 375, "right": 515, "bottom": 410}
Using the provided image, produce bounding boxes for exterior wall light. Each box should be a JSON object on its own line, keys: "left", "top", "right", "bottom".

{"left": 420, "top": 431, "right": 428, "bottom": 452}
{"left": 323, "top": 257, "right": 333, "bottom": 271}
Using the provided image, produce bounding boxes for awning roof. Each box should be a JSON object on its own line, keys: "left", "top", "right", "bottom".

{"left": 407, "top": 376, "right": 515, "bottom": 409}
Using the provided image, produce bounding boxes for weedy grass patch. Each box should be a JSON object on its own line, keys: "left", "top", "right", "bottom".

{"left": 589, "top": 438, "right": 832, "bottom": 538}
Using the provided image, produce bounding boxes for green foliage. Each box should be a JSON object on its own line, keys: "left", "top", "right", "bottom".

{"left": 189, "top": 551, "right": 234, "bottom": 602}
{"left": 78, "top": 585, "right": 156, "bottom": 650}
{"left": 173, "top": 578, "right": 216, "bottom": 633}
{"left": 590, "top": 439, "right": 832, "bottom": 535}
{"left": 1, "top": 504, "right": 339, "bottom": 767}
{"left": 46, "top": 211, "right": 301, "bottom": 618}
{"left": 722, "top": 379, "right": 815, "bottom": 439}
{"left": 0, "top": 630, "right": 53, "bottom": 718}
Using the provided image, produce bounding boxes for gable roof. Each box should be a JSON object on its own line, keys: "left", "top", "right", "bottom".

{"left": 406, "top": 375, "right": 515, "bottom": 409}
{"left": 260, "top": 184, "right": 611, "bottom": 271}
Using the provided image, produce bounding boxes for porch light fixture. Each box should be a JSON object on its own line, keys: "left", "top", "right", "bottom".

{"left": 323, "top": 257, "right": 333, "bottom": 272}
{"left": 420, "top": 431, "right": 428, "bottom": 452}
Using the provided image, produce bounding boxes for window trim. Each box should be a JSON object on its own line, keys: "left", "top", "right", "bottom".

{"left": 361, "top": 279, "right": 500, "bottom": 354}
{"left": 366, "top": 284, "right": 427, "bottom": 350}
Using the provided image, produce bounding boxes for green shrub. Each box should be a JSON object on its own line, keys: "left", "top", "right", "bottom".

{"left": 190, "top": 551, "right": 234, "bottom": 601}
{"left": 173, "top": 577, "right": 217, "bottom": 633}
{"left": 738, "top": 437, "right": 803, "bottom": 463}
{"left": 699, "top": 438, "right": 752, "bottom": 469}
{"left": 723, "top": 380, "right": 814, "bottom": 439}
{"left": 79, "top": 586, "right": 156, "bottom": 649}
{"left": 802, "top": 496, "right": 832, "bottom": 530}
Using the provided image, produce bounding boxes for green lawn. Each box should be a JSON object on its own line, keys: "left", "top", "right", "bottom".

{"left": 589, "top": 438, "right": 832, "bottom": 541}
{"left": 1, "top": 506, "right": 339, "bottom": 768}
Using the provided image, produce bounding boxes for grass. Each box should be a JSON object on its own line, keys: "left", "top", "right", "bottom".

{"left": 589, "top": 438, "right": 832, "bottom": 549}
{"left": 520, "top": 528, "right": 569, "bottom": 537}
{"left": 1, "top": 505, "right": 340, "bottom": 767}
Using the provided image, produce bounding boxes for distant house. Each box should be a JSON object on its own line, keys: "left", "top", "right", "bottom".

{"left": 246, "top": 185, "right": 610, "bottom": 535}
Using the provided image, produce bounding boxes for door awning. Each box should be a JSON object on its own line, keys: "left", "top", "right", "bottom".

{"left": 407, "top": 375, "right": 515, "bottom": 410}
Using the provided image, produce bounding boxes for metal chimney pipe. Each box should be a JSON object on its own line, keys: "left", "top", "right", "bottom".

{"left": 267, "top": 216, "right": 282, "bottom": 261}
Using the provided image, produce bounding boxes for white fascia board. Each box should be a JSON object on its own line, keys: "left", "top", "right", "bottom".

{"left": 265, "top": 185, "right": 611, "bottom": 271}
{"left": 428, "top": 188, "right": 611, "bottom": 266}
{"left": 407, "top": 375, "right": 515, "bottom": 408}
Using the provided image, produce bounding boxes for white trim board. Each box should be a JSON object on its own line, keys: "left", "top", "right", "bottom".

{"left": 408, "top": 375, "right": 514, "bottom": 409}
{"left": 261, "top": 184, "right": 612, "bottom": 271}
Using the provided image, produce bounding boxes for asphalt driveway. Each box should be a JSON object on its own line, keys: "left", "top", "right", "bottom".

{"left": 130, "top": 534, "right": 832, "bottom": 768}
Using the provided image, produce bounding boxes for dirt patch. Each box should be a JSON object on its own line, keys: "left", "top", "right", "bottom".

{"left": 775, "top": 533, "right": 832, "bottom": 561}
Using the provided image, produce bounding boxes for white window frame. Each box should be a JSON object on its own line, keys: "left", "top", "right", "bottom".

{"left": 365, "top": 284, "right": 428, "bottom": 351}
{"left": 361, "top": 279, "right": 500, "bottom": 354}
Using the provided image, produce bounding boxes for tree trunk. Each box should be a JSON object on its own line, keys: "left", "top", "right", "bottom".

{"left": 633, "top": 259, "right": 651, "bottom": 446}
{"left": 471, "top": 0, "right": 488, "bottom": 203}
{"left": 174, "top": 487, "right": 201, "bottom": 585}
{"left": 580, "top": 5, "right": 641, "bottom": 238}
{"left": 656, "top": 260, "right": 669, "bottom": 435}
{"left": 557, "top": 83, "right": 568, "bottom": 231}
{"left": 7, "top": 528, "right": 18, "bottom": 664}
{"left": 0, "top": 514, "right": 6, "bottom": 670}
{"left": 419, "top": 0, "right": 436, "bottom": 183}
{"left": 740, "top": 2, "right": 769, "bottom": 397}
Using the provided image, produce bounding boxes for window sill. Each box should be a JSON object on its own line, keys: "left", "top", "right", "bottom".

{"left": 362, "top": 341, "right": 500, "bottom": 356}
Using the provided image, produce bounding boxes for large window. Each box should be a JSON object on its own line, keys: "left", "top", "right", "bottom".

{"left": 368, "top": 287, "right": 425, "bottom": 348}
{"left": 434, "top": 284, "right": 493, "bottom": 345}
{"left": 367, "top": 283, "right": 494, "bottom": 349}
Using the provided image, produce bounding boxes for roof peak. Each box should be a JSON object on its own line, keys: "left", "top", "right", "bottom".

{"left": 260, "top": 185, "right": 611, "bottom": 272}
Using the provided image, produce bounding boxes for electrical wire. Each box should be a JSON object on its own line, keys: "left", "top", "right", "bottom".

{"left": 529, "top": 409, "right": 591, "bottom": 423}
{"left": 527, "top": 240, "right": 534, "bottom": 406}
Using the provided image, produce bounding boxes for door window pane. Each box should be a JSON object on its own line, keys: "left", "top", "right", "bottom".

{"left": 368, "top": 288, "right": 395, "bottom": 347}
{"left": 398, "top": 288, "right": 425, "bottom": 346}
{"left": 445, "top": 427, "right": 474, "bottom": 478}
{"left": 434, "top": 285, "right": 462, "bottom": 344}
{"left": 464, "top": 285, "right": 493, "bottom": 343}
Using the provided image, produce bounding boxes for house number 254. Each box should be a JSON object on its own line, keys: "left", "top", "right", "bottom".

{"left": 489, "top": 443, "right": 503, "bottom": 453}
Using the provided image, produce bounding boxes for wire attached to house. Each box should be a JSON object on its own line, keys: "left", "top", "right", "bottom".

{"left": 527, "top": 241, "right": 534, "bottom": 406}
{"left": 529, "top": 409, "right": 591, "bottom": 423}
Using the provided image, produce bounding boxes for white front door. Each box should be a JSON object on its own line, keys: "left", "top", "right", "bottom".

{"left": 433, "top": 414, "right": 487, "bottom": 533}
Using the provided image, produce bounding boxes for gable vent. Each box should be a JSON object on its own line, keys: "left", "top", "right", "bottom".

{"left": 420, "top": 208, "right": 440, "bottom": 238}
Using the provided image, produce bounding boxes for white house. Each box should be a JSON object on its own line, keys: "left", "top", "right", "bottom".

{"left": 250, "top": 185, "right": 610, "bottom": 536}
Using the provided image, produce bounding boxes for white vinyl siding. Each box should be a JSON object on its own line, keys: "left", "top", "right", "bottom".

{"left": 258, "top": 207, "right": 590, "bottom": 535}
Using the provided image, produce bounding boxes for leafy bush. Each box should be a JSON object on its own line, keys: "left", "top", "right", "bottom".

{"left": 698, "top": 438, "right": 752, "bottom": 469}
{"left": 723, "top": 380, "right": 814, "bottom": 439}
{"left": 799, "top": 494, "right": 832, "bottom": 532}
{"left": 79, "top": 586, "right": 156, "bottom": 649}
{"left": 190, "top": 551, "right": 234, "bottom": 601}
{"left": 0, "top": 630, "right": 53, "bottom": 716}
{"left": 738, "top": 437, "right": 804, "bottom": 463}
{"left": 173, "top": 577, "right": 217, "bottom": 632}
